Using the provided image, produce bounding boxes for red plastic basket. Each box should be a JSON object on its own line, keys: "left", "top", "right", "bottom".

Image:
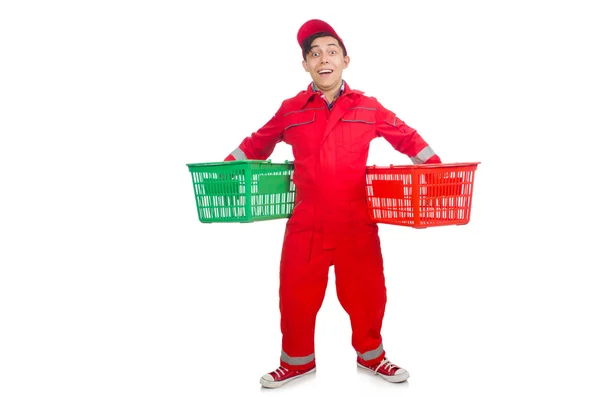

{"left": 365, "top": 162, "right": 480, "bottom": 228}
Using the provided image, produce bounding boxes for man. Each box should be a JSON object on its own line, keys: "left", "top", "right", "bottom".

{"left": 224, "top": 19, "right": 441, "bottom": 388}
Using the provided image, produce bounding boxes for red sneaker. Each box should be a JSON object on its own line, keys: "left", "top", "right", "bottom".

{"left": 357, "top": 357, "right": 409, "bottom": 383}
{"left": 260, "top": 365, "right": 316, "bottom": 388}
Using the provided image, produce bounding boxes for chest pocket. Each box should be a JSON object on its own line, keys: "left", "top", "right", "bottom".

{"left": 282, "top": 109, "right": 319, "bottom": 149}
{"left": 284, "top": 110, "right": 316, "bottom": 130}
{"left": 340, "top": 107, "right": 376, "bottom": 152}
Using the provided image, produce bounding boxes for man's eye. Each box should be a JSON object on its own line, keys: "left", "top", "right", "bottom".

{"left": 329, "top": 50, "right": 336, "bottom": 55}
{"left": 311, "top": 52, "right": 320, "bottom": 57}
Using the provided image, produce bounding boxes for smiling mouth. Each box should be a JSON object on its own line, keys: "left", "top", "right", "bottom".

{"left": 318, "top": 69, "right": 333, "bottom": 75}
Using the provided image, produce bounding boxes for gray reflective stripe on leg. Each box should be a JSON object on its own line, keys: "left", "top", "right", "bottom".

{"left": 410, "top": 146, "right": 435, "bottom": 164}
{"left": 281, "top": 350, "right": 315, "bottom": 366}
{"left": 231, "top": 147, "right": 247, "bottom": 160}
{"left": 357, "top": 343, "right": 384, "bottom": 361}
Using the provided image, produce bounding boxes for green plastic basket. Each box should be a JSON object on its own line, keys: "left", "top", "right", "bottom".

{"left": 186, "top": 160, "right": 296, "bottom": 223}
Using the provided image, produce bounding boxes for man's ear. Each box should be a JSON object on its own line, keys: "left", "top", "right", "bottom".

{"left": 302, "top": 60, "right": 309, "bottom": 72}
{"left": 344, "top": 56, "right": 350, "bottom": 69}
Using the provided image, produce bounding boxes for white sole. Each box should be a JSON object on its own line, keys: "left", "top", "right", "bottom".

{"left": 260, "top": 367, "right": 316, "bottom": 388}
{"left": 357, "top": 363, "right": 410, "bottom": 383}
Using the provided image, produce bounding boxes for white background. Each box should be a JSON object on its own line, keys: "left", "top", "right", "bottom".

{"left": 1, "top": 1, "right": 599, "bottom": 396}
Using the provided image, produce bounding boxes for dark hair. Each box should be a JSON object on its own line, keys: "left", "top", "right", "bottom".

{"left": 301, "top": 32, "right": 347, "bottom": 59}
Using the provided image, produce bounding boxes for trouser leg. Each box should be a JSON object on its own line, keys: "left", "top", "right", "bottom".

{"left": 334, "top": 217, "right": 387, "bottom": 365}
{"left": 279, "top": 224, "right": 332, "bottom": 370}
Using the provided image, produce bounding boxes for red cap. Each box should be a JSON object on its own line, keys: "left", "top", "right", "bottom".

{"left": 297, "top": 19, "right": 346, "bottom": 55}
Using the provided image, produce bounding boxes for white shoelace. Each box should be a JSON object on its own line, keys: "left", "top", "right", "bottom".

{"left": 275, "top": 366, "right": 289, "bottom": 377}
{"left": 373, "top": 359, "right": 397, "bottom": 374}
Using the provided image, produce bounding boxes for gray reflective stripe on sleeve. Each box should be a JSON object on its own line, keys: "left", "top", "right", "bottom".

{"left": 410, "top": 146, "right": 435, "bottom": 164}
{"left": 384, "top": 116, "right": 398, "bottom": 127}
{"left": 357, "top": 343, "right": 384, "bottom": 361}
{"left": 281, "top": 350, "right": 315, "bottom": 366}
{"left": 230, "top": 147, "right": 247, "bottom": 160}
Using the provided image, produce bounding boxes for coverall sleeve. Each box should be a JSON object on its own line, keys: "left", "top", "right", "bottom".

{"left": 375, "top": 103, "right": 441, "bottom": 164}
{"left": 224, "top": 107, "right": 285, "bottom": 161}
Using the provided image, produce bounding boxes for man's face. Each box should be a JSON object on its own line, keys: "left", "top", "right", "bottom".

{"left": 302, "top": 36, "right": 350, "bottom": 93}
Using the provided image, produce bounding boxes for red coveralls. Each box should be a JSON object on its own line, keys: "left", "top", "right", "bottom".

{"left": 225, "top": 82, "right": 441, "bottom": 370}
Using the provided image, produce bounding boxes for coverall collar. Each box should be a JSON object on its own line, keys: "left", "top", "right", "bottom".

{"left": 299, "top": 81, "right": 364, "bottom": 109}
{"left": 312, "top": 81, "right": 345, "bottom": 109}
